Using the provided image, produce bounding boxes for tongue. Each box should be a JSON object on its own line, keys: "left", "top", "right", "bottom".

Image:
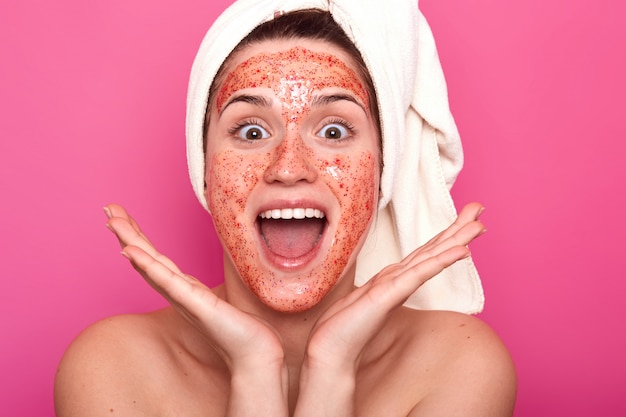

{"left": 260, "top": 218, "right": 324, "bottom": 258}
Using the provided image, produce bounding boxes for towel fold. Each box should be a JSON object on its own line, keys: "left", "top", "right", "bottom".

{"left": 186, "top": 0, "right": 484, "bottom": 314}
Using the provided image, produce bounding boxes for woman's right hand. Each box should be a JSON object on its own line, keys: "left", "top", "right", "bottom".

{"left": 105, "top": 204, "right": 289, "bottom": 415}
{"left": 103, "top": 204, "right": 285, "bottom": 373}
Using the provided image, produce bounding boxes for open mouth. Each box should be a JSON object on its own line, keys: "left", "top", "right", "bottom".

{"left": 258, "top": 208, "right": 327, "bottom": 260}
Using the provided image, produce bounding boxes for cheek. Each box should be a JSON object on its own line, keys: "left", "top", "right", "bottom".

{"left": 207, "top": 151, "right": 270, "bottom": 257}
{"left": 318, "top": 151, "right": 378, "bottom": 268}
{"left": 207, "top": 150, "right": 267, "bottom": 214}
{"left": 207, "top": 151, "right": 275, "bottom": 294}
{"left": 319, "top": 151, "right": 377, "bottom": 215}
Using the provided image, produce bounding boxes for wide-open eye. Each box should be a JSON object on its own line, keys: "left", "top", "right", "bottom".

{"left": 238, "top": 124, "right": 270, "bottom": 140}
{"left": 317, "top": 122, "right": 352, "bottom": 140}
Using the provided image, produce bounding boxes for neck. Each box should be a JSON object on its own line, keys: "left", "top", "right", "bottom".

{"left": 220, "top": 269, "right": 353, "bottom": 360}
{"left": 219, "top": 258, "right": 357, "bottom": 402}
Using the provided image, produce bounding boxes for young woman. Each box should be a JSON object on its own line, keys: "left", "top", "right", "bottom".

{"left": 55, "top": 2, "right": 516, "bottom": 416}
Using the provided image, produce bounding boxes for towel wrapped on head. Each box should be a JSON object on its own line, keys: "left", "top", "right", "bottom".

{"left": 186, "top": 0, "right": 484, "bottom": 314}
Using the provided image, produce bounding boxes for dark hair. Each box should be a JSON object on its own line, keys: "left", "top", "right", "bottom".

{"left": 203, "top": 9, "right": 381, "bottom": 152}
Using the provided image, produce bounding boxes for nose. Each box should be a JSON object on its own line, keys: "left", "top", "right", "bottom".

{"left": 263, "top": 133, "right": 317, "bottom": 185}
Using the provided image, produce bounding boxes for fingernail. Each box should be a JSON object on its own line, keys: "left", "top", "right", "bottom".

{"left": 105, "top": 223, "right": 114, "bottom": 233}
{"left": 120, "top": 250, "right": 131, "bottom": 260}
{"left": 103, "top": 206, "right": 112, "bottom": 219}
{"left": 477, "top": 206, "right": 486, "bottom": 218}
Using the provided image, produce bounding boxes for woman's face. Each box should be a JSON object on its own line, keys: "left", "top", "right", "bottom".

{"left": 205, "top": 39, "right": 380, "bottom": 312}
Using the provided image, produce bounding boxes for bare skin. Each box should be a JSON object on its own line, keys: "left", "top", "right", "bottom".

{"left": 54, "top": 205, "right": 516, "bottom": 417}
{"left": 54, "top": 38, "right": 516, "bottom": 416}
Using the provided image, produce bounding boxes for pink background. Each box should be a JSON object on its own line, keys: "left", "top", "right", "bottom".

{"left": 1, "top": 0, "right": 625, "bottom": 415}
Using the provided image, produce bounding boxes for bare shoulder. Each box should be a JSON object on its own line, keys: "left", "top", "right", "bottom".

{"left": 395, "top": 309, "right": 517, "bottom": 416}
{"left": 54, "top": 311, "right": 170, "bottom": 416}
{"left": 54, "top": 308, "right": 228, "bottom": 417}
{"left": 358, "top": 309, "right": 516, "bottom": 416}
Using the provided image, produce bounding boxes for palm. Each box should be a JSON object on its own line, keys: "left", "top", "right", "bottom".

{"left": 105, "top": 204, "right": 284, "bottom": 369}
{"left": 306, "top": 203, "right": 486, "bottom": 368}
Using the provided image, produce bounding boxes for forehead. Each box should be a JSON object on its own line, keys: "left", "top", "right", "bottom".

{"left": 224, "top": 38, "right": 361, "bottom": 78}
{"left": 213, "top": 39, "right": 367, "bottom": 109}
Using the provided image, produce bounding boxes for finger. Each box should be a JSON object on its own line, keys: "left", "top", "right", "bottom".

{"left": 121, "top": 245, "right": 215, "bottom": 312}
{"left": 401, "top": 219, "right": 485, "bottom": 268}
{"left": 419, "top": 203, "right": 485, "bottom": 250}
{"left": 121, "top": 245, "right": 271, "bottom": 355}
{"left": 104, "top": 204, "right": 157, "bottom": 257}
{"left": 326, "top": 239, "right": 469, "bottom": 325}
{"left": 120, "top": 245, "right": 229, "bottom": 336}
{"left": 313, "top": 244, "right": 472, "bottom": 357}
{"left": 373, "top": 245, "right": 472, "bottom": 310}
{"left": 104, "top": 204, "right": 153, "bottom": 245}
{"left": 107, "top": 215, "right": 183, "bottom": 275}
{"left": 456, "top": 202, "right": 485, "bottom": 224}
{"left": 440, "top": 217, "right": 486, "bottom": 248}
{"left": 104, "top": 203, "right": 134, "bottom": 223}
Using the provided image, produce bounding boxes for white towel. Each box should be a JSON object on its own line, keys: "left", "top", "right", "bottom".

{"left": 186, "top": 0, "right": 484, "bottom": 314}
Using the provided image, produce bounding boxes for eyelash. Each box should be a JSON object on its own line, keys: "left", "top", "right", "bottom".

{"left": 226, "top": 117, "right": 357, "bottom": 143}
{"left": 319, "top": 118, "right": 357, "bottom": 143}
{"left": 227, "top": 118, "right": 270, "bottom": 142}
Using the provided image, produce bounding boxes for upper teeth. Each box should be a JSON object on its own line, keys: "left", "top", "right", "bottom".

{"left": 259, "top": 208, "right": 325, "bottom": 220}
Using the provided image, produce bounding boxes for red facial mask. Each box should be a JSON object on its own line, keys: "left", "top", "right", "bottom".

{"left": 207, "top": 46, "right": 378, "bottom": 312}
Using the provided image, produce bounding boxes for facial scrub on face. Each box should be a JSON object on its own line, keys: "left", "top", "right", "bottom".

{"left": 186, "top": 0, "right": 484, "bottom": 314}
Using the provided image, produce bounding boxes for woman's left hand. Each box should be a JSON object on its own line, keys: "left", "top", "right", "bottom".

{"left": 305, "top": 202, "right": 485, "bottom": 373}
{"left": 294, "top": 203, "right": 485, "bottom": 416}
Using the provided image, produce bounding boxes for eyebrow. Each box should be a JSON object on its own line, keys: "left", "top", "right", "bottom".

{"left": 219, "top": 93, "right": 367, "bottom": 115}
{"left": 311, "top": 94, "right": 366, "bottom": 113}
{"left": 220, "top": 94, "right": 272, "bottom": 115}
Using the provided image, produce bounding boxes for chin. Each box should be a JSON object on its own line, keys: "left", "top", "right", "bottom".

{"left": 238, "top": 263, "right": 341, "bottom": 314}
{"left": 239, "top": 245, "right": 362, "bottom": 314}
